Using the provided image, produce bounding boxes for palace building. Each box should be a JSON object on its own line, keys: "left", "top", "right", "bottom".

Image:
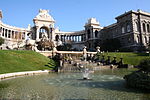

{"left": 0, "top": 9, "right": 150, "bottom": 51}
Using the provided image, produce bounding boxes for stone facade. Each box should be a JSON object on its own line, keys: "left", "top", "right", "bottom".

{"left": 0, "top": 9, "right": 150, "bottom": 51}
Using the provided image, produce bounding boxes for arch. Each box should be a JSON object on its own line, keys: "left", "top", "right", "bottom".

{"left": 137, "top": 35, "right": 140, "bottom": 43}
{"left": 142, "top": 23, "right": 146, "bottom": 32}
{"left": 121, "top": 26, "right": 125, "bottom": 33}
{"left": 39, "top": 26, "right": 49, "bottom": 38}
{"left": 95, "top": 30, "right": 98, "bottom": 38}
{"left": 147, "top": 24, "right": 150, "bottom": 33}
{"left": 55, "top": 35, "right": 59, "bottom": 41}
{"left": 127, "top": 23, "right": 130, "bottom": 32}
{"left": 87, "top": 29, "right": 90, "bottom": 39}
{"left": 135, "top": 22, "right": 139, "bottom": 32}
{"left": 145, "top": 36, "right": 147, "bottom": 44}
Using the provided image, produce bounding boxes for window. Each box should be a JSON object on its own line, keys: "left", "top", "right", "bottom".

{"left": 137, "top": 36, "right": 140, "bottom": 43}
{"left": 143, "top": 23, "right": 146, "bottom": 32}
{"left": 145, "top": 36, "right": 147, "bottom": 44}
{"left": 121, "top": 26, "right": 125, "bottom": 33}
{"left": 135, "top": 22, "right": 139, "bottom": 31}
{"left": 147, "top": 24, "right": 150, "bottom": 33}
{"left": 127, "top": 24, "right": 131, "bottom": 32}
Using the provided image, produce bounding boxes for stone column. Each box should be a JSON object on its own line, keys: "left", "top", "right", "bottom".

{"left": 76, "top": 36, "right": 77, "bottom": 42}
{"left": 61, "top": 35, "right": 63, "bottom": 41}
{"left": 10, "top": 30, "right": 12, "bottom": 39}
{"left": 7, "top": 30, "right": 9, "bottom": 38}
{"left": 70, "top": 35, "right": 72, "bottom": 41}
{"left": 78, "top": 35, "right": 80, "bottom": 42}
{"left": 64, "top": 35, "right": 66, "bottom": 42}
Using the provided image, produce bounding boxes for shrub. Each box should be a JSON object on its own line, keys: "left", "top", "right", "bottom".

{"left": 138, "top": 59, "right": 150, "bottom": 73}
{"left": 0, "top": 37, "right": 4, "bottom": 45}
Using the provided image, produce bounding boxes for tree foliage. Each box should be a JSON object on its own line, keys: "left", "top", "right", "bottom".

{"left": 139, "top": 59, "right": 150, "bottom": 73}
{"left": 0, "top": 37, "right": 4, "bottom": 45}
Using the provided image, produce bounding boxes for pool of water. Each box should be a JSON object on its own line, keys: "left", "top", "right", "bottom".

{"left": 0, "top": 69, "right": 149, "bottom": 100}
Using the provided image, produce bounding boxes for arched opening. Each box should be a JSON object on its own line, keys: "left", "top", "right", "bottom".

{"left": 143, "top": 23, "right": 146, "bottom": 32}
{"left": 135, "top": 22, "right": 139, "bottom": 32}
{"left": 55, "top": 35, "right": 59, "bottom": 41}
{"left": 39, "top": 27, "right": 49, "bottom": 39}
{"left": 137, "top": 35, "right": 140, "bottom": 44}
{"left": 95, "top": 30, "right": 98, "bottom": 38}
{"left": 127, "top": 23, "right": 131, "bottom": 32}
{"left": 145, "top": 36, "right": 147, "bottom": 44}
{"left": 147, "top": 24, "right": 150, "bottom": 33}
{"left": 121, "top": 26, "right": 125, "bottom": 33}
{"left": 87, "top": 29, "right": 90, "bottom": 39}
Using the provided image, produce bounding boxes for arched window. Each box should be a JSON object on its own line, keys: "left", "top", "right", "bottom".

{"left": 143, "top": 23, "right": 146, "bottom": 32}
{"left": 147, "top": 24, "right": 150, "bottom": 33}
{"left": 137, "top": 36, "right": 140, "bottom": 43}
{"left": 121, "top": 26, "right": 125, "bottom": 33}
{"left": 95, "top": 30, "right": 98, "bottom": 38}
{"left": 135, "top": 22, "right": 139, "bottom": 32}
{"left": 87, "top": 29, "right": 91, "bottom": 39}
{"left": 145, "top": 36, "right": 147, "bottom": 44}
{"left": 127, "top": 24, "right": 131, "bottom": 32}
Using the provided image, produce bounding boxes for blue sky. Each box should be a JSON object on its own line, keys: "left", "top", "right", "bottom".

{"left": 0, "top": 0, "right": 150, "bottom": 31}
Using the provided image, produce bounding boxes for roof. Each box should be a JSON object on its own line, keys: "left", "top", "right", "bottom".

{"left": 115, "top": 9, "right": 150, "bottom": 19}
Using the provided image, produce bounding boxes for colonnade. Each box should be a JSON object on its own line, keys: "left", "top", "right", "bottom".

{"left": 0, "top": 27, "right": 28, "bottom": 40}
{"left": 56, "top": 34, "right": 86, "bottom": 43}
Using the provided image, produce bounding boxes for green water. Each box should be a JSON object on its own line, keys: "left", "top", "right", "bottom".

{"left": 0, "top": 69, "right": 149, "bottom": 100}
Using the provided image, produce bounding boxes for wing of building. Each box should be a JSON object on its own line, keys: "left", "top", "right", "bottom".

{"left": 0, "top": 9, "right": 149, "bottom": 51}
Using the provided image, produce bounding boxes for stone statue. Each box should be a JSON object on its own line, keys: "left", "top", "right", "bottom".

{"left": 83, "top": 46, "right": 87, "bottom": 61}
{"left": 96, "top": 46, "right": 100, "bottom": 53}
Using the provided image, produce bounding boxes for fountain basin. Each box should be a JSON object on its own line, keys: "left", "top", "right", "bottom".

{"left": 0, "top": 69, "right": 149, "bottom": 100}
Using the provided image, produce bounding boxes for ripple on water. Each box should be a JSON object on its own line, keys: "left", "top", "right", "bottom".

{"left": 0, "top": 71, "right": 149, "bottom": 100}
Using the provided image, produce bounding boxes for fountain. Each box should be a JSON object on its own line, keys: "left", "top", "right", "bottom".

{"left": 83, "top": 68, "right": 90, "bottom": 80}
{"left": 82, "top": 68, "right": 94, "bottom": 80}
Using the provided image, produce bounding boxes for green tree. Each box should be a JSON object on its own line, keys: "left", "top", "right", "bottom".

{"left": 0, "top": 37, "right": 4, "bottom": 45}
